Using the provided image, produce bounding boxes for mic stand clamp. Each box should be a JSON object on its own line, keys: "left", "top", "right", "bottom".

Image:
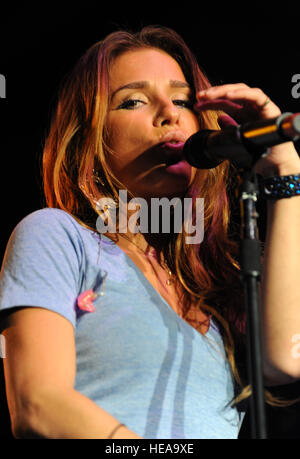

{"left": 239, "top": 167, "right": 267, "bottom": 439}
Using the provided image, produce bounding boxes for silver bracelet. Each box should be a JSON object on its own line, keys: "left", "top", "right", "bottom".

{"left": 107, "top": 422, "right": 126, "bottom": 439}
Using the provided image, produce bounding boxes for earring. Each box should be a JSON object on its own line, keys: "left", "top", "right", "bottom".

{"left": 92, "top": 169, "right": 105, "bottom": 186}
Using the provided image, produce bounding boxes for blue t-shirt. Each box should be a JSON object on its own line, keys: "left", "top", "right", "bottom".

{"left": 0, "top": 208, "right": 244, "bottom": 438}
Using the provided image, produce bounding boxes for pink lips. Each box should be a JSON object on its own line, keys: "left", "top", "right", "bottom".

{"left": 162, "top": 141, "right": 185, "bottom": 151}
{"left": 159, "top": 130, "right": 187, "bottom": 144}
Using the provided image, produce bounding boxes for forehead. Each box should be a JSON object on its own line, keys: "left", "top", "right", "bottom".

{"left": 109, "top": 48, "right": 187, "bottom": 89}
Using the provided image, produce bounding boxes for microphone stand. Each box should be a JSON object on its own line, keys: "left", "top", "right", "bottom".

{"left": 239, "top": 167, "right": 267, "bottom": 439}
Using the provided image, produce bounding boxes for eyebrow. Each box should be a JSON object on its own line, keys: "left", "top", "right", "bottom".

{"left": 111, "top": 80, "right": 191, "bottom": 99}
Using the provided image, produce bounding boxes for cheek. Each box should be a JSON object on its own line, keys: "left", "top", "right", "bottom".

{"left": 106, "top": 118, "right": 125, "bottom": 152}
{"left": 105, "top": 119, "right": 147, "bottom": 179}
{"left": 107, "top": 115, "right": 145, "bottom": 154}
{"left": 187, "top": 112, "right": 200, "bottom": 135}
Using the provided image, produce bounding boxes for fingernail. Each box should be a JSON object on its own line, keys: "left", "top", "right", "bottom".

{"left": 197, "top": 89, "right": 207, "bottom": 98}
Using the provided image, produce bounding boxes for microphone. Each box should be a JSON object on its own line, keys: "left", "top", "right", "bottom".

{"left": 183, "top": 112, "right": 300, "bottom": 169}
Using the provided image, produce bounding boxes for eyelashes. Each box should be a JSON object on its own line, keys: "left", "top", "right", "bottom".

{"left": 117, "top": 99, "right": 145, "bottom": 110}
{"left": 173, "top": 99, "right": 193, "bottom": 109}
{"left": 116, "top": 98, "right": 193, "bottom": 110}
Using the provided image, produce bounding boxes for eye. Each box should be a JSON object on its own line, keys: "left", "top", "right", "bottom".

{"left": 116, "top": 99, "right": 146, "bottom": 110}
{"left": 173, "top": 99, "right": 193, "bottom": 109}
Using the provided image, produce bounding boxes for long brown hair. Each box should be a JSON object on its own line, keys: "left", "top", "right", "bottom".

{"left": 42, "top": 25, "right": 284, "bottom": 406}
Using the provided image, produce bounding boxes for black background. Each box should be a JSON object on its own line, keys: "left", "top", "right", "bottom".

{"left": 0, "top": 3, "right": 300, "bottom": 439}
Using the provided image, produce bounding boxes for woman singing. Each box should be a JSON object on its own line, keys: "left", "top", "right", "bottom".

{"left": 0, "top": 26, "right": 299, "bottom": 439}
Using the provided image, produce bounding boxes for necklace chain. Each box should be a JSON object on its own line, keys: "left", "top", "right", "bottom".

{"left": 156, "top": 256, "right": 174, "bottom": 286}
{"left": 120, "top": 235, "right": 174, "bottom": 286}
{"left": 161, "top": 261, "right": 174, "bottom": 286}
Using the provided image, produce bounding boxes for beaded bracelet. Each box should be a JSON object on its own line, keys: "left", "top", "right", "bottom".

{"left": 260, "top": 173, "right": 300, "bottom": 199}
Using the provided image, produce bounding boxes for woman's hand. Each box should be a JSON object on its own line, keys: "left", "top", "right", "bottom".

{"left": 195, "top": 83, "right": 300, "bottom": 176}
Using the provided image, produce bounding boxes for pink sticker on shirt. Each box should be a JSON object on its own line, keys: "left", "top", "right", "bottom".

{"left": 77, "top": 289, "right": 97, "bottom": 313}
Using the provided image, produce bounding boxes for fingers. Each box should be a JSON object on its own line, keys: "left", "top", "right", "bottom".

{"left": 197, "top": 83, "right": 263, "bottom": 105}
{"left": 217, "top": 114, "right": 239, "bottom": 129}
{"left": 198, "top": 83, "right": 249, "bottom": 98}
{"left": 194, "top": 83, "right": 299, "bottom": 174}
{"left": 211, "top": 86, "right": 267, "bottom": 108}
{"left": 195, "top": 83, "right": 282, "bottom": 120}
{"left": 196, "top": 97, "right": 244, "bottom": 112}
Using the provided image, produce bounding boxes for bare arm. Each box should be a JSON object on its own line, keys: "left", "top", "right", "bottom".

{"left": 259, "top": 150, "right": 300, "bottom": 385}
{"left": 2, "top": 307, "right": 141, "bottom": 439}
{"left": 196, "top": 84, "right": 300, "bottom": 385}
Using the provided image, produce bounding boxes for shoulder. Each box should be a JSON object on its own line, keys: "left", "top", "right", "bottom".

{"left": 10, "top": 208, "right": 91, "bottom": 247}
{"left": 0, "top": 209, "right": 93, "bottom": 327}
{"left": 4, "top": 208, "right": 97, "bottom": 271}
{"left": 14, "top": 208, "right": 83, "bottom": 233}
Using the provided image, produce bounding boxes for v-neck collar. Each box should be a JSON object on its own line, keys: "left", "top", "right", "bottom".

{"left": 100, "top": 234, "right": 213, "bottom": 337}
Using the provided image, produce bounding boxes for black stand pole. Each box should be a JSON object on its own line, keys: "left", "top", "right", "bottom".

{"left": 239, "top": 168, "right": 267, "bottom": 439}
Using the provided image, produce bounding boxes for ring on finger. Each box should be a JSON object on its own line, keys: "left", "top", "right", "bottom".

{"left": 258, "top": 97, "right": 271, "bottom": 109}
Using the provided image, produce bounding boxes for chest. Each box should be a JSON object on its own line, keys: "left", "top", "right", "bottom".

{"left": 120, "top": 249, "right": 210, "bottom": 335}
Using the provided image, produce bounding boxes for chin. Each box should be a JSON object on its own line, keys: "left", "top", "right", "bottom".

{"left": 136, "top": 177, "right": 192, "bottom": 200}
{"left": 126, "top": 161, "right": 196, "bottom": 199}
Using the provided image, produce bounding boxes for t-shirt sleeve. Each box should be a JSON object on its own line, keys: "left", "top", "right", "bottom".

{"left": 0, "top": 209, "right": 83, "bottom": 328}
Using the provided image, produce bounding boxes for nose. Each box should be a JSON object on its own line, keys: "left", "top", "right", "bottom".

{"left": 153, "top": 99, "right": 180, "bottom": 127}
